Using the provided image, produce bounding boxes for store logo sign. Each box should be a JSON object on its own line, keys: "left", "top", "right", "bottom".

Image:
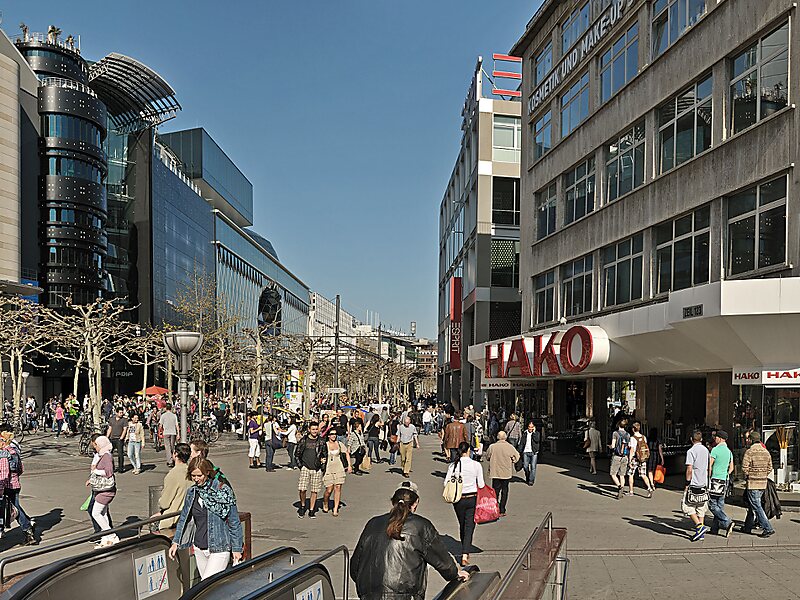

{"left": 528, "top": 0, "right": 631, "bottom": 114}
{"left": 732, "top": 367, "right": 800, "bottom": 386}
{"left": 485, "top": 325, "right": 599, "bottom": 378}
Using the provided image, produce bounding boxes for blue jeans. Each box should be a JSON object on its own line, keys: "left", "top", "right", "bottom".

{"left": 265, "top": 444, "right": 275, "bottom": 470}
{"left": 367, "top": 438, "right": 381, "bottom": 462}
{"left": 708, "top": 494, "right": 731, "bottom": 532}
{"left": 127, "top": 441, "right": 142, "bottom": 470}
{"left": 743, "top": 489, "right": 774, "bottom": 533}
{"left": 4, "top": 489, "right": 32, "bottom": 532}
{"left": 523, "top": 452, "right": 538, "bottom": 484}
{"left": 423, "top": 422, "right": 431, "bottom": 435}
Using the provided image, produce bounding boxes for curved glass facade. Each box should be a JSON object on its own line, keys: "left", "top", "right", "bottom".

{"left": 17, "top": 39, "right": 108, "bottom": 306}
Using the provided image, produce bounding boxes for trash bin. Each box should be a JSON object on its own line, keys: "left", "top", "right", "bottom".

{"left": 148, "top": 485, "right": 164, "bottom": 532}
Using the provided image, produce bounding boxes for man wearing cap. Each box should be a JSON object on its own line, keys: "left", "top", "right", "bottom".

{"left": 708, "top": 430, "right": 734, "bottom": 537}
{"left": 741, "top": 430, "right": 775, "bottom": 537}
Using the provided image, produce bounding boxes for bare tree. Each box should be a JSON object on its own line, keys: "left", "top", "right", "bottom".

{"left": 124, "top": 324, "right": 167, "bottom": 395}
{"left": 0, "top": 298, "right": 54, "bottom": 419}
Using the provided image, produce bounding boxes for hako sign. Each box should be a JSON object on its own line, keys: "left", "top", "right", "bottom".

{"left": 732, "top": 367, "right": 800, "bottom": 386}
{"left": 484, "top": 326, "right": 610, "bottom": 378}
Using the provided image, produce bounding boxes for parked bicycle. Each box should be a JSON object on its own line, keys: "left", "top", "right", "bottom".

{"left": 190, "top": 415, "right": 220, "bottom": 445}
{"left": 78, "top": 413, "right": 96, "bottom": 456}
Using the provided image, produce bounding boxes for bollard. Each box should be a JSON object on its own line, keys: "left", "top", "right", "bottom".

{"left": 148, "top": 485, "right": 165, "bottom": 533}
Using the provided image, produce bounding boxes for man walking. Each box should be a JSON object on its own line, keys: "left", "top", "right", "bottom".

{"left": 159, "top": 403, "right": 179, "bottom": 467}
{"left": 683, "top": 430, "right": 710, "bottom": 541}
{"left": 517, "top": 421, "right": 540, "bottom": 486}
{"left": 741, "top": 430, "right": 775, "bottom": 537}
{"left": 626, "top": 421, "right": 655, "bottom": 497}
{"left": 443, "top": 412, "right": 468, "bottom": 461}
{"left": 504, "top": 414, "right": 522, "bottom": 449}
{"left": 106, "top": 407, "right": 129, "bottom": 473}
{"left": 296, "top": 422, "right": 326, "bottom": 519}
{"left": 397, "top": 416, "right": 419, "bottom": 478}
{"left": 485, "top": 431, "right": 520, "bottom": 517}
{"left": 422, "top": 407, "right": 432, "bottom": 435}
{"left": 708, "top": 430, "right": 735, "bottom": 537}
{"left": 609, "top": 420, "right": 630, "bottom": 499}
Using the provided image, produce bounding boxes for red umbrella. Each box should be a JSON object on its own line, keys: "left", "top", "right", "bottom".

{"left": 145, "top": 385, "right": 169, "bottom": 395}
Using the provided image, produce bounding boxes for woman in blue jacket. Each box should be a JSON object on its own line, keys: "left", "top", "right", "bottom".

{"left": 169, "top": 457, "right": 243, "bottom": 580}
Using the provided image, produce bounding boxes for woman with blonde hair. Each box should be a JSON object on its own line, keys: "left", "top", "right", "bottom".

{"left": 169, "top": 457, "right": 243, "bottom": 580}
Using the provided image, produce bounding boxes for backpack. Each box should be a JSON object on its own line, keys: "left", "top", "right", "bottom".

{"left": 613, "top": 430, "right": 630, "bottom": 457}
{"left": 634, "top": 434, "right": 650, "bottom": 461}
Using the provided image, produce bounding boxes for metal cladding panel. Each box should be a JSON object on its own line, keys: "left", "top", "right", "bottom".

{"left": 41, "top": 175, "right": 107, "bottom": 213}
{"left": 38, "top": 86, "right": 107, "bottom": 130}
{"left": 24, "top": 53, "right": 87, "bottom": 82}
{"left": 42, "top": 136, "right": 105, "bottom": 163}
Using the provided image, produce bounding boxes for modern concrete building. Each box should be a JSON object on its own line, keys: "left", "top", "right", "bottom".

{"left": 438, "top": 56, "right": 522, "bottom": 409}
{"left": 469, "top": 0, "right": 799, "bottom": 481}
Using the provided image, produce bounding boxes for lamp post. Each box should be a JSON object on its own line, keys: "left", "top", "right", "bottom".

{"left": 163, "top": 331, "right": 203, "bottom": 443}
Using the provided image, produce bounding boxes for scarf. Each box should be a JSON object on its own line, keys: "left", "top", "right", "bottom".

{"left": 196, "top": 478, "right": 235, "bottom": 520}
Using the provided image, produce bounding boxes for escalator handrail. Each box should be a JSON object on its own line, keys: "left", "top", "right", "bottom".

{"left": 178, "top": 546, "right": 300, "bottom": 599}
{"left": 1, "top": 533, "right": 173, "bottom": 600}
{"left": 233, "top": 545, "right": 349, "bottom": 600}
{"left": 486, "top": 512, "right": 556, "bottom": 600}
{"left": 0, "top": 511, "right": 181, "bottom": 584}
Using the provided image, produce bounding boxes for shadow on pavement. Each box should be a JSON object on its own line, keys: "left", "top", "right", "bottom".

{"left": 0, "top": 507, "right": 64, "bottom": 551}
{"left": 439, "top": 533, "right": 483, "bottom": 555}
{"left": 622, "top": 513, "right": 690, "bottom": 538}
{"left": 577, "top": 483, "right": 617, "bottom": 499}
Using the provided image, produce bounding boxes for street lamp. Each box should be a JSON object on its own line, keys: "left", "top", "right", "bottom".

{"left": 163, "top": 331, "right": 203, "bottom": 443}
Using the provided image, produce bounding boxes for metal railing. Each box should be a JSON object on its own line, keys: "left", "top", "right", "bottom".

{"left": 40, "top": 77, "right": 97, "bottom": 98}
{"left": 310, "top": 545, "right": 350, "bottom": 600}
{"left": 488, "top": 512, "right": 567, "bottom": 600}
{"left": 17, "top": 32, "right": 81, "bottom": 54}
{"left": 0, "top": 511, "right": 180, "bottom": 584}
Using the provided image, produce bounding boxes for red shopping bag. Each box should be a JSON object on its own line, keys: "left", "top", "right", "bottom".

{"left": 474, "top": 485, "right": 500, "bottom": 524}
{"left": 654, "top": 464, "right": 666, "bottom": 484}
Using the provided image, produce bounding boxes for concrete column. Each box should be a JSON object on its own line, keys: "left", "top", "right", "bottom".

{"left": 706, "top": 372, "right": 734, "bottom": 431}
{"left": 586, "top": 377, "right": 610, "bottom": 441}
{"left": 711, "top": 59, "right": 728, "bottom": 144}
{"left": 552, "top": 380, "right": 569, "bottom": 431}
{"left": 634, "top": 376, "right": 666, "bottom": 434}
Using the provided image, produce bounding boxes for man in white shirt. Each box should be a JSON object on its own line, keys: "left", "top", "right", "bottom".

{"left": 159, "top": 404, "right": 179, "bottom": 467}
{"left": 683, "top": 430, "right": 710, "bottom": 541}
{"left": 422, "top": 408, "right": 433, "bottom": 435}
{"left": 397, "top": 417, "right": 419, "bottom": 478}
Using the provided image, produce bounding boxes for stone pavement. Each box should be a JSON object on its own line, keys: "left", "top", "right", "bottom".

{"left": 7, "top": 431, "right": 800, "bottom": 599}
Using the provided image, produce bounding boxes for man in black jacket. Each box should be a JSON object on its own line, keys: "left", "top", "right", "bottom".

{"left": 295, "top": 422, "right": 327, "bottom": 519}
{"left": 517, "top": 421, "right": 541, "bottom": 486}
{"left": 351, "top": 481, "right": 468, "bottom": 600}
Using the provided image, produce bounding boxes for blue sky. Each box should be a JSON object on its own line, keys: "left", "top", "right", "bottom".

{"left": 3, "top": 0, "right": 542, "bottom": 337}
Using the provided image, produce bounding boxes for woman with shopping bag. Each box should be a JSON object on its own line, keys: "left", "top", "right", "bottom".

{"left": 443, "top": 442, "right": 486, "bottom": 566}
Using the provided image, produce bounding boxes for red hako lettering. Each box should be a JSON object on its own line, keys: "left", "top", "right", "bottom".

{"left": 559, "top": 326, "right": 594, "bottom": 373}
{"left": 532, "top": 335, "right": 560, "bottom": 376}
{"left": 485, "top": 342, "right": 504, "bottom": 378}
{"left": 504, "top": 338, "right": 532, "bottom": 377}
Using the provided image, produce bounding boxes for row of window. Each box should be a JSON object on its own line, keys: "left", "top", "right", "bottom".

{"left": 492, "top": 116, "right": 522, "bottom": 163}
{"left": 490, "top": 239, "right": 521, "bottom": 288}
{"left": 46, "top": 156, "right": 103, "bottom": 184}
{"left": 46, "top": 246, "right": 104, "bottom": 270}
{"left": 43, "top": 114, "right": 103, "bottom": 147}
{"left": 531, "top": 9, "right": 788, "bottom": 166}
{"left": 45, "top": 207, "right": 104, "bottom": 229}
{"left": 532, "top": 175, "right": 788, "bottom": 324}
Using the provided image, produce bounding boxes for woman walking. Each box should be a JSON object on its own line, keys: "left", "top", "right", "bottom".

{"left": 127, "top": 413, "right": 145, "bottom": 474}
{"left": 246, "top": 411, "right": 261, "bottom": 469}
{"left": 584, "top": 421, "right": 602, "bottom": 474}
{"left": 322, "top": 428, "right": 352, "bottom": 516}
{"left": 646, "top": 427, "right": 665, "bottom": 489}
{"left": 86, "top": 435, "right": 118, "bottom": 548}
{"left": 347, "top": 419, "right": 367, "bottom": 475}
{"left": 366, "top": 414, "right": 383, "bottom": 463}
{"left": 387, "top": 414, "right": 400, "bottom": 465}
{"left": 351, "top": 481, "right": 469, "bottom": 600}
{"left": 169, "top": 457, "right": 243, "bottom": 580}
{"left": 444, "top": 442, "right": 486, "bottom": 566}
{"left": 54, "top": 403, "right": 65, "bottom": 438}
{"left": 285, "top": 417, "right": 299, "bottom": 469}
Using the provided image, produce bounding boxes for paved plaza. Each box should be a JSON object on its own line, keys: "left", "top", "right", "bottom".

{"left": 6, "top": 433, "right": 800, "bottom": 599}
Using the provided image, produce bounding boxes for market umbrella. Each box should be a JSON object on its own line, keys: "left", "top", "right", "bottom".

{"left": 142, "top": 385, "right": 169, "bottom": 395}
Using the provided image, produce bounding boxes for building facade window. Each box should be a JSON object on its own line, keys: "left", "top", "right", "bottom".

{"left": 652, "top": 0, "right": 706, "bottom": 58}
{"left": 537, "top": 182, "right": 557, "bottom": 239}
{"left": 491, "top": 239, "right": 520, "bottom": 288}
{"left": 564, "top": 157, "right": 595, "bottom": 225}
{"left": 534, "top": 42, "right": 553, "bottom": 86}
{"left": 561, "top": 71, "right": 590, "bottom": 137}
{"left": 534, "top": 270, "right": 556, "bottom": 325}
{"left": 600, "top": 23, "right": 639, "bottom": 103}
{"left": 562, "top": 2, "right": 590, "bottom": 53}
{"left": 655, "top": 205, "right": 710, "bottom": 293}
{"left": 605, "top": 121, "right": 645, "bottom": 202}
{"left": 533, "top": 110, "right": 552, "bottom": 160}
{"left": 658, "top": 74, "right": 712, "bottom": 174}
{"left": 730, "top": 22, "right": 789, "bottom": 135}
{"left": 562, "top": 255, "right": 593, "bottom": 317}
{"left": 727, "top": 176, "right": 787, "bottom": 276}
{"left": 492, "top": 115, "right": 522, "bottom": 162}
{"left": 492, "top": 177, "right": 520, "bottom": 225}
{"left": 602, "top": 233, "right": 643, "bottom": 307}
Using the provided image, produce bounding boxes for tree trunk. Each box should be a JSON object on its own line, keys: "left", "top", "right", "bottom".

{"left": 303, "top": 351, "right": 314, "bottom": 419}
{"left": 72, "top": 355, "right": 82, "bottom": 401}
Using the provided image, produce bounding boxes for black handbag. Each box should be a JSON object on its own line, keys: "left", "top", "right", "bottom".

{"left": 708, "top": 478, "right": 727, "bottom": 498}
{"left": 685, "top": 485, "right": 709, "bottom": 506}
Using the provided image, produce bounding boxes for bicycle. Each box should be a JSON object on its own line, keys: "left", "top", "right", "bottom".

{"left": 190, "top": 416, "right": 220, "bottom": 445}
{"left": 11, "top": 412, "right": 25, "bottom": 444}
{"left": 77, "top": 414, "right": 96, "bottom": 456}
